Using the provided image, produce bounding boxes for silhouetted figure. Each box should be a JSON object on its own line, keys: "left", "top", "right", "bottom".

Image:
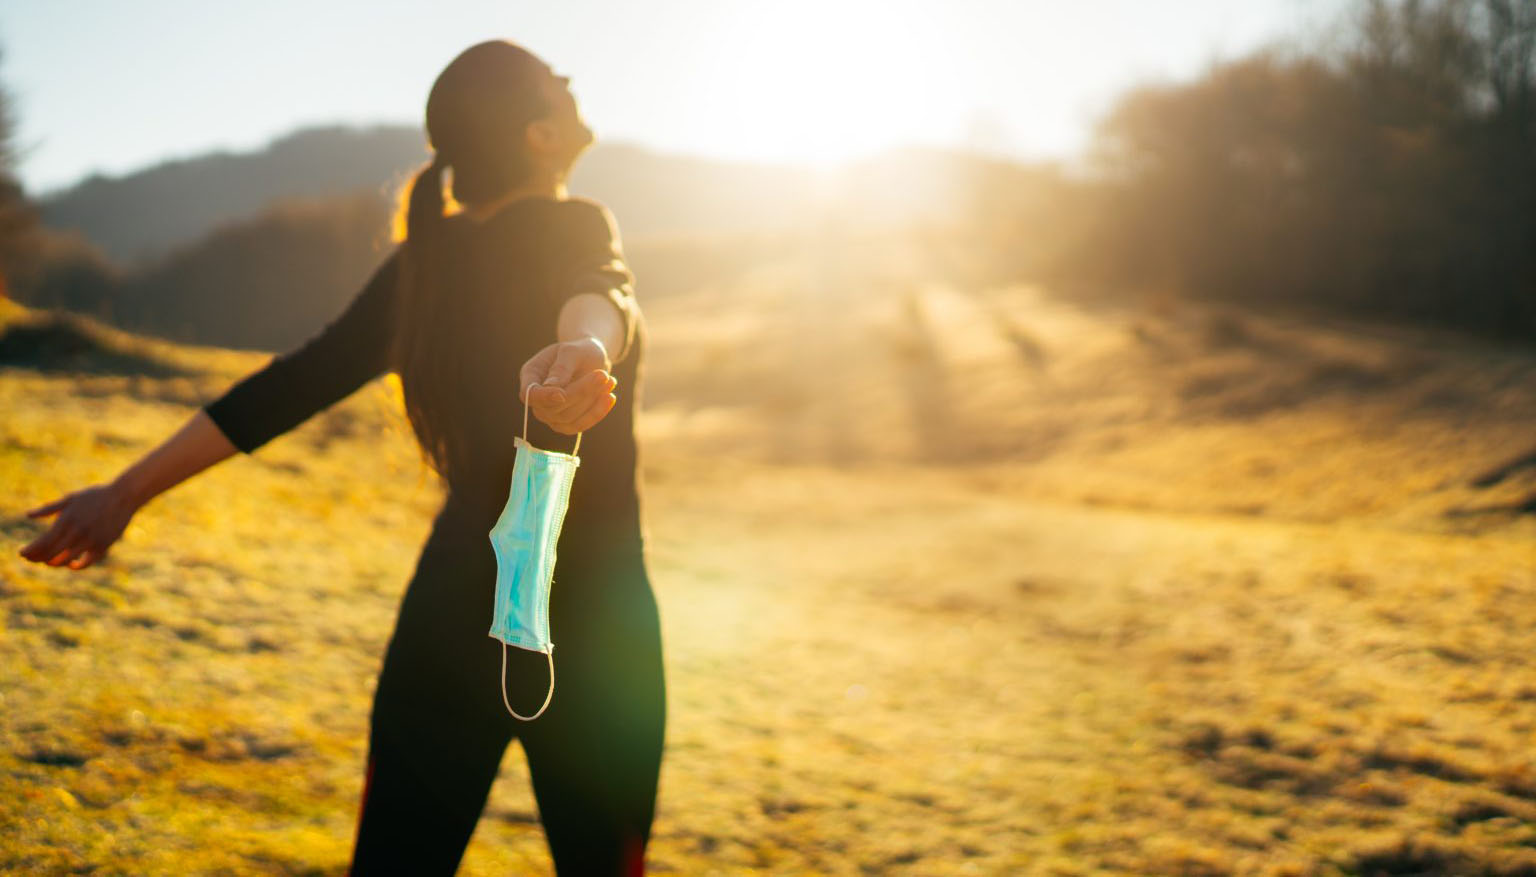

{"left": 19, "top": 39, "right": 664, "bottom": 876}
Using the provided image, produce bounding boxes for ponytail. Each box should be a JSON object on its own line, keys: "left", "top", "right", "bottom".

{"left": 408, "top": 153, "right": 449, "bottom": 248}
{"left": 389, "top": 41, "right": 560, "bottom": 489}
{"left": 390, "top": 152, "right": 466, "bottom": 486}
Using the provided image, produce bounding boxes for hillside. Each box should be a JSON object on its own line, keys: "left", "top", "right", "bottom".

{"left": 39, "top": 125, "right": 430, "bottom": 267}
{"left": 19, "top": 125, "right": 1045, "bottom": 355}
{"left": 36, "top": 123, "right": 1020, "bottom": 269}
{"left": 637, "top": 227, "right": 1536, "bottom": 527}
{"left": 2, "top": 260, "right": 1535, "bottom": 874}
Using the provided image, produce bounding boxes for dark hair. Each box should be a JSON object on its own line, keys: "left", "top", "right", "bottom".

{"left": 389, "top": 40, "right": 553, "bottom": 485}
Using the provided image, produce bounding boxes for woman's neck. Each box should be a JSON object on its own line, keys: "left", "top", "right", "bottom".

{"left": 461, "top": 172, "right": 567, "bottom": 223}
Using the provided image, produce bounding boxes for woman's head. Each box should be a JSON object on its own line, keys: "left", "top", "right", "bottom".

{"left": 426, "top": 40, "right": 594, "bottom": 204}
{"left": 389, "top": 40, "right": 596, "bottom": 486}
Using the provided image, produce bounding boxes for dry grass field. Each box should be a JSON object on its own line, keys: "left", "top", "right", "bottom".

{"left": 2, "top": 233, "right": 1534, "bottom": 875}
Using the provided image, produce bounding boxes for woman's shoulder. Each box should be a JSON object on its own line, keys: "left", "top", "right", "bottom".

{"left": 452, "top": 196, "right": 622, "bottom": 258}
{"left": 459, "top": 195, "right": 616, "bottom": 231}
{"left": 552, "top": 197, "right": 622, "bottom": 249}
{"left": 557, "top": 195, "right": 614, "bottom": 216}
{"left": 550, "top": 195, "right": 617, "bottom": 228}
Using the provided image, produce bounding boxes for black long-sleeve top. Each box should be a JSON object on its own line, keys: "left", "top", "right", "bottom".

{"left": 202, "top": 195, "right": 647, "bottom": 550}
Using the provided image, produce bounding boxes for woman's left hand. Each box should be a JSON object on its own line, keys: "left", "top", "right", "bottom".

{"left": 518, "top": 337, "right": 619, "bottom": 434}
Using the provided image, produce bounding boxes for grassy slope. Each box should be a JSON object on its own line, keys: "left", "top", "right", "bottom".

{"left": 2, "top": 245, "right": 1535, "bottom": 876}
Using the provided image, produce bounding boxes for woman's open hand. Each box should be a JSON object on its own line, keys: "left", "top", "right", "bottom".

{"left": 18, "top": 483, "right": 138, "bottom": 570}
{"left": 518, "top": 337, "right": 619, "bottom": 435}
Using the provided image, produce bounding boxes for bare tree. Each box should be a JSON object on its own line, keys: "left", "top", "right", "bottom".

{"left": 0, "top": 42, "right": 41, "bottom": 300}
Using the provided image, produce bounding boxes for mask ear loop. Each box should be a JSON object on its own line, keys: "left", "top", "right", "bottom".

{"left": 522, "top": 381, "right": 583, "bottom": 456}
{"left": 501, "top": 642, "right": 554, "bottom": 722}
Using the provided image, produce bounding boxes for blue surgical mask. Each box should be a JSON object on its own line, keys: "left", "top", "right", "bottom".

{"left": 488, "top": 384, "right": 582, "bottom": 721}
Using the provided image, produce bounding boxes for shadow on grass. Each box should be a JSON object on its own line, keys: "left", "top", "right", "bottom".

{"left": 0, "top": 311, "right": 196, "bottom": 379}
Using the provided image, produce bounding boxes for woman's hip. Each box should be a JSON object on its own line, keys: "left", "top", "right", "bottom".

{"left": 373, "top": 543, "right": 663, "bottom": 734}
{"left": 388, "top": 523, "right": 658, "bottom": 661}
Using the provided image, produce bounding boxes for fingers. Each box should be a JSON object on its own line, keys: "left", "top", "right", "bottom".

{"left": 520, "top": 339, "right": 611, "bottom": 407}
{"left": 20, "top": 496, "right": 74, "bottom": 561}
{"left": 539, "top": 386, "right": 617, "bottom": 435}
{"left": 23, "top": 532, "right": 107, "bottom": 569}
{"left": 530, "top": 370, "right": 613, "bottom": 419}
{"left": 557, "top": 389, "right": 618, "bottom": 434}
{"left": 530, "top": 371, "right": 616, "bottom": 430}
{"left": 20, "top": 522, "right": 70, "bottom": 563}
{"left": 26, "top": 497, "right": 67, "bottom": 518}
{"left": 19, "top": 516, "right": 92, "bottom": 569}
{"left": 30, "top": 531, "right": 103, "bottom": 569}
{"left": 527, "top": 382, "right": 565, "bottom": 410}
{"left": 17, "top": 487, "right": 122, "bottom": 571}
{"left": 544, "top": 351, "right": 576, "bottom": 389}
{"left": 519, "top": 338, "right": 620, "bottom": 437}
{"left": 29, "top": 535, "right": 76, "bottom": 566}
{"left": 526, "top": 339, "right": 608, "bottom": 393}
{"left": 544, "top": 341, "right": 597, "bottom": 388}
{"left": 519, "top": 344, "right": 559, "bottom": 403}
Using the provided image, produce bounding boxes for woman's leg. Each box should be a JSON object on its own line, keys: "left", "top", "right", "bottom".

{"left": 348, "top": 708, "right": 510, "bottom": 876}
{"left": 519, "top": 557, "right": 667, "bottom": 876}
{"left": 348, "top": 513, "right": 518, "bottom": 875}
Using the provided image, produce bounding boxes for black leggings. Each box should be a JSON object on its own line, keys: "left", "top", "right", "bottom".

{"left": 347, "top": 497, "right": 666, "bottom": 875}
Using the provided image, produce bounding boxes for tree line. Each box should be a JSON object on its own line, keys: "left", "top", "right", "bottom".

{"left": 1025, "top": 0, "right": 1536, "bottom": 340}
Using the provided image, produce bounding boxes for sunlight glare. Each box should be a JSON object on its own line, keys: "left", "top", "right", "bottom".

{"left": 685, "top": 0, "right": 964, "bottom": 166}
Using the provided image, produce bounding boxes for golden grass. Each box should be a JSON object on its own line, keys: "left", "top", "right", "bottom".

{"left": 3, "top": 254, "right": 1535, "bottom": 875}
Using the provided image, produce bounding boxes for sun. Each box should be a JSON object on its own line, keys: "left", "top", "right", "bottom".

{"left": 674, "top": 0, "right": 965, "bottom": 166}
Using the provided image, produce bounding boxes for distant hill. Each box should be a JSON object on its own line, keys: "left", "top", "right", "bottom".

{"left": 40, "top": 125, "right": 430, "bottom": 266}
{"left": 17, "top": 123, "right": 1046, "bottom": 352}
{"left": 38, "top": 123, "right": 1029, "bottom": 267}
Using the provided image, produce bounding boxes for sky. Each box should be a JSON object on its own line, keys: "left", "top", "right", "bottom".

{"left": 1, "top": 0, "right": 1350, "bottom": 197}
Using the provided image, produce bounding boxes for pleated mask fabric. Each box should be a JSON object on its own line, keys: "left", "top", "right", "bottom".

{"left": 487, "top": 383, "right": 582, "bottom": 721}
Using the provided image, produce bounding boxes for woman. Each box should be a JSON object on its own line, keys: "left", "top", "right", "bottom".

{"left": 17, "top": 40, "right": 666, "bottom": 876}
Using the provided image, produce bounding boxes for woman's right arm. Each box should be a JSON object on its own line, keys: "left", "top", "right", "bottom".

{"left": 201, "top": 248, "right": 402, "bottom": 454}
{"left": 18, "top": 248, "right": 403, "bottom": 570}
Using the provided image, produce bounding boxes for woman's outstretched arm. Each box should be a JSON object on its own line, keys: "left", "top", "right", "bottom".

{"left": 203, "top": 248, "right": 401, "bottom": 455}
{"left": 18, "top": 408, "right": 238, "bottom": 570}
{"left": 19, "top": 247, "right": 403, "bottom": 570}
{"left": 520, "top": 199, "right": 640, "bottom": 434}
{"left": 520, "top": 292, "right": 633, "bottom": 434}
